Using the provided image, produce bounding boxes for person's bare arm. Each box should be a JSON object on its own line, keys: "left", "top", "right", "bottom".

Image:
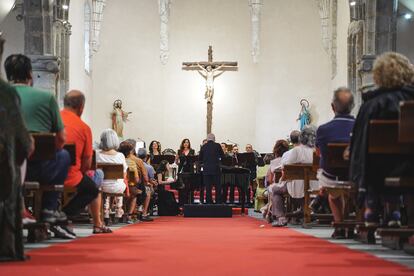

{"left": 56, "top": 129, "right": 66, "bottom": 150}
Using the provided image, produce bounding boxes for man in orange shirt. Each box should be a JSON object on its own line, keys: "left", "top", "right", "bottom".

{"left": 61, "top": 90, "right": 111, "bottom": 234}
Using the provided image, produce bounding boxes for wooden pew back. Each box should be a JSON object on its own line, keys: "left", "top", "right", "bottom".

{"left": 326, "top": 143, "right": 349, "bottom": 179}
{"left": 399, "top": 101, "right": 414, "bottom": 143}
{"left": 368, "top": 120, "right": 414, "bottom": 154}
{"left": 30, "top": 133, "right": 56, "bottom": 161}
{"left": 97, "top": 163, "right": 124, "bottom": 179}
{"left": 63, "top": 143, "right": 76, "bottom": 166}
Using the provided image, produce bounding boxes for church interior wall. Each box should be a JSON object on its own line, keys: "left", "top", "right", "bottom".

{"left": 331, "top": 0, "right": 351, "bottom": 92}
{"left": 0, "top": 8, "right": 24, "bottom": 79}
{"left": 396, "top": 12, "right": 414, "bottom": 63}
{"left": 0, "top": 0, "right": 353, "bottom": 153}
{"left": 68, "top": 0, "right": 93, "bottom": 125}
{"left": 92, "top": 0, "right": 348, "bottom": 152}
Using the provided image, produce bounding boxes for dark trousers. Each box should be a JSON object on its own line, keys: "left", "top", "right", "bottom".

{"left": 26, "top": 149, "right": 70, "bottom": 210}
{"left": 203, "top": 174, "right": 222, "bottom": 204}
{"left": 62, "top": 175, "right": 99, "bottom": 216}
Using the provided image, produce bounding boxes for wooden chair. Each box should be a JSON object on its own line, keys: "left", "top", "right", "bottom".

{"left": 97, "top": 163, "right": 125, "bottom": 223}
{"left": 23, "top": 133, "right": 63, "bottom": 242}
{"left": 399, "top": 101, "right": 414, "bottom": 143}
{"left": 283, "top": 163, "right": 317, "bottom": 225}
{"left": 323, "top": 143, "right": 362, "bottom": 239}
{"left": 63, "top": 143, "right": 76, "bottom": 166}
{"left": 24, "top": 133, "right": 57, "bottom": 221}
{"left": 61, "top": 143, "right": 77, "bottom": 205}
{"left": 368, "top": 117, "right": 414, "bottom": 249}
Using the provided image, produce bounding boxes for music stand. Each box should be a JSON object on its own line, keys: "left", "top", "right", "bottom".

{"left": 221, "top": 155, "right": 236, "bottom": 167}
{"left": 236, "top": 152, "right": 256, "bottom": 167}
{"left": 152, "top": 155, "right": 176, "bottom": 165}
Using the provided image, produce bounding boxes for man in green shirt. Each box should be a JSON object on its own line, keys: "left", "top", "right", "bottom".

{"left": 4, "top": 54, "right": 70, "bottom": 226}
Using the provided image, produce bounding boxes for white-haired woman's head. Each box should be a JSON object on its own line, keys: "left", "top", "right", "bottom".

{"left": 99, "top": 129, "right": 120, "bottom": 151}
{"left": 299, "top": 125, "right": 317, "bottom": 147}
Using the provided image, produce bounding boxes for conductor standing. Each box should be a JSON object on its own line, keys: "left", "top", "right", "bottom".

{"left": 199, "top": 133, "right": 224, "bottom": 204}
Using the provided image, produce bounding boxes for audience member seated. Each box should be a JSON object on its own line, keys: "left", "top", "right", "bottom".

{"left": 350, "top": 52, "right": 414, "bottom": 227}
{"left": 263, "top": 139, "right": 289, "bottom": 222}
{"left": 138, "top": 148, "right": 157, "bottom": 214}
{"left": 5, "top": 54, "right": 70, "bottom": 225}
{"left": 270, "top": 126, "right": 317, "bottom": 227}
{"left": 96, "top": 129, "right": 127, "bottom": 224}
{"left": 60, "top": 91, "right": 111, "bottom": 234}
{"left": 315, "top": 87, "right": 355, "bottom": 238}
{"left": 156, "top": 160, "right": 180, "bottom": 216}
{"left": 124, "top": 139, "right": 154, "bottom": 221}
{"left": 0, "top": 36, "right": 34, "bottom": 261}
{"left": 119, "top": 141, "right": 153, "bottom": 223}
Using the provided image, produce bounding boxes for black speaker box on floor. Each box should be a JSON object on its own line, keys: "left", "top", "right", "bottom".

{"left": 183, "top": 204, "right": 232, "bottom": 218}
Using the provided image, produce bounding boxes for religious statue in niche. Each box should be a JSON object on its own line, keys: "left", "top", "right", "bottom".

{"left": 111, "top": 99, "right": 131, "bottom": 138}
{"left": 196, "top": 63, "right": 224, "bottom": 103}
{"left": 297, "top": 99, "right": 311, "bottom": 131}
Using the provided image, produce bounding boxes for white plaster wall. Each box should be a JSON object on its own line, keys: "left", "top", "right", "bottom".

{"left": 331, "top": 0, "right": 350, "bottom": 91}
{"left": 68, "top": 0, "right": 93, "bottom": 125}
{"left": 90, "top": 0, "right": 349, "bottom": 152}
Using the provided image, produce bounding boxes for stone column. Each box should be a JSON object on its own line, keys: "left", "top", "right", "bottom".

{"left": 348, "top": 0, "right": 398, "bottom": 108}
{"left": 359, "top": 0, "right": 398, "bottom": 92}
{"left": 23, "top": 0, "right": 59, "bottom": 96}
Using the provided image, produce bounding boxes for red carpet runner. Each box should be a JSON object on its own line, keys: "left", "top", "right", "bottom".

{"left": 1, "top": 216, "right": 413, "bottom": 275}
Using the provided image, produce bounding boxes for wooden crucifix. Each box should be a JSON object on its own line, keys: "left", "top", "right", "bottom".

{"left": 182, "top": 46, "right": 238, "bottom": 134}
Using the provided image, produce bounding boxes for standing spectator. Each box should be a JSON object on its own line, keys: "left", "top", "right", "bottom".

{"left": 4, "top": 54, "right": 70, "bottom": 224}
{"left": 60, "top": 90, "right": 111, "bottom": 234}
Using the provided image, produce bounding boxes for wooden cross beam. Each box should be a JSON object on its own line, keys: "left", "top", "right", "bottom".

{"left": 182, "top": 46, "right": 238, "bottom": 134}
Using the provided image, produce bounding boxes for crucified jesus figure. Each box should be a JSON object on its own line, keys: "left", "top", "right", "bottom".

{"left": 182, "top": 46, "right": 238, "bottom": 134}
{"left": 196, "top": 63, "right": 225, "bottom": 103}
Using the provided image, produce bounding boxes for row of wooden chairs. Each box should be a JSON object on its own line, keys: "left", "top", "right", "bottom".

{"left": 282, "top": 101, "right": 414, "bottom": 254}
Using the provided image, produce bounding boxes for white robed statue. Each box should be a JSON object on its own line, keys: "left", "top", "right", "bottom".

{"left": 111, "top": 99, "right": 131, "bottom": 138}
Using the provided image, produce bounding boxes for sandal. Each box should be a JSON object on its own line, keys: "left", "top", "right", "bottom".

{"left": 93, "top": 225, "right": 113, "bottom": 234}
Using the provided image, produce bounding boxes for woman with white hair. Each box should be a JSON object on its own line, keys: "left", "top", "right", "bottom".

{"left": 270, "top": 126, "right": 317, "bottom": 227}
{"left": 96, "top": 129, "right": 127, "bottom": 224}
{"left": 350, "top": 52, "right": 414, "bottom": 227}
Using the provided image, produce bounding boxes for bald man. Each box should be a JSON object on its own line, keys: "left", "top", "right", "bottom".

{"left": 316, "top": 87, "right": 355, "bottom": 238}
{"left": 61, "top": 90, "right": 111, "bottom": 234}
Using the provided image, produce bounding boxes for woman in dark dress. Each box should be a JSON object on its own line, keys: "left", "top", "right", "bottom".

{"left": 156, "top": 160, "right": 180, "bottom": 216}
{"left": 149, "top": 140, "right": 161, "bottom": 163}
{"left": 350, "top": 52, "right": 414, "bottom": 227}
{"left": 176, "top": 139, "right": 195, "bottom": 205}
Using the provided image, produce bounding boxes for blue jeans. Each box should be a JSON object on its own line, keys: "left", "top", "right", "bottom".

{"left": 26, "top": 149, "right": 70, "bottom": 210}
